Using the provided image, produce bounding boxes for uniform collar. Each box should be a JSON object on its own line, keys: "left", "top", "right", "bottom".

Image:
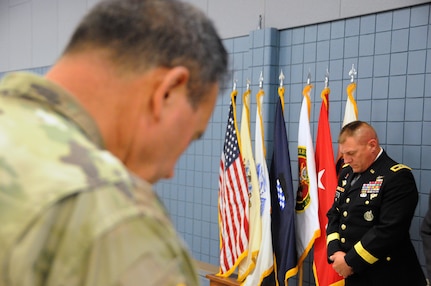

{"left": 0, "top": 72, "right": 105, "bottom": 148}
{"left": 374, "top": 147, "right": 383, "bottom": 161}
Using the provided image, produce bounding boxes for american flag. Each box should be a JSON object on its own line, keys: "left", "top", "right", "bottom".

{"left": 218, "top": 93, "right": 249, "bottom": 276}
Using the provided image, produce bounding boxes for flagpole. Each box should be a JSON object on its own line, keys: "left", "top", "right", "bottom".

{"left": 349, "top": 64, "right": 356, "bottom": 83}
{"left": 322, "top": 69, "right": 330, "bottom": 108}
{"left": 299, "top": 73, "right": 312, "bottom": 286}
{"left": 344, "top": 64, "right": 358, "bottom": 124}
{"left": 335, "top": 65, "right": 360, "bottom": 175}
{"left": 231, "top": 80, "right": 242, "bottom": 153}
{"left": 314, "top": 71, "right": 346, "bottom": 286}
{"left": 238, "top": 76, "right": 262, "bottom": 282}
{"left": 257, "top": 71, "right": 266, "bottom": 157}
{"left": 218, "top": 81, "right": 250, "bottom": 277}
{"left": 296, "top": 72, "right": 320, "bottom": 286}
{"left": 279, "top": 70, "right": 285, "bottom": 113}
{"left": 346, "top": 64, "right": 358, "bottom": 121}
{"left": 304, "top": 71, "right": 313, "bottom": 120}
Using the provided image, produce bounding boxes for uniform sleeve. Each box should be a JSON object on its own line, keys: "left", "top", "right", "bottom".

{"left": 421, "top": 193, "right": 431, "bottom": 280}
{"left": 326, "top": 168, "right": 347, "bottom": 261}
{"left": 84, "top": 215, "right": 199, "bottom": 286}
{"left": 344, "top": 169, "right": 418, "bottom": 273}
{"left": 326, "top": 196, "right": 341, "bottom": 261}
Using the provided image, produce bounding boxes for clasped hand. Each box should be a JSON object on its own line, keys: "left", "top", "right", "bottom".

{"left": 329, "top": 251, "right": 354, "bottom": 278}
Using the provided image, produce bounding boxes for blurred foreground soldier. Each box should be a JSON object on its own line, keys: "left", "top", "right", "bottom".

{"left": 0, "top": 0, "right": 227, "bottom": 285}
{"left": 421, "top": 193, "right": 431, "bottom": 285}
{"left": 326, "top": 121, "right": 426, "bottom": 286}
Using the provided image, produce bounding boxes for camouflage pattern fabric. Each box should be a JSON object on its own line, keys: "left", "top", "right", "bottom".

{"left": 0, "top": 72, "right": 198, "bottom": 286}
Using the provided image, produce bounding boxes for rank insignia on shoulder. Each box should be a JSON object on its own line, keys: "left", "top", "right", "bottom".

{"left": 390, "top": 164, "right": 412, "bottom": 172}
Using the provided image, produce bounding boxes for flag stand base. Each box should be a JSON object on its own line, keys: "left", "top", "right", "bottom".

{"left": 205, "top": 274, "right": 240, "bottom": 286}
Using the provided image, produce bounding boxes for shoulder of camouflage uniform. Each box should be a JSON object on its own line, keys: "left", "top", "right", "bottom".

{"left": 390, "top": 163, "right": 412, "bottom": 172}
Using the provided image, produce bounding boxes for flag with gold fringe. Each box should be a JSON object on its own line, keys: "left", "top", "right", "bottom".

{"left": 295, "top": 81, "right": 320, "bottom": 284}
{"left": 218, "top": 89, "right": 250, "bottom": 277}
{"left": 238, "top": 87, "right": 261, "bottom": 281}
{"left": 336, "top": 67, "right": 359, "bottom": 174}
{"left": 269, "top": 84, "right": 299, "bottom": 286}
{"left": 342, "top": 81, "right": 358, "bottom": 127}
{"left": 243, "top": 85, "right": 273, "bottom": 285}
{"left": 314, "top": 86, "right": 345, "bottom": 286}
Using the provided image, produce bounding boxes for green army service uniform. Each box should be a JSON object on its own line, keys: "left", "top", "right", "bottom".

{"left": 0, "top": 73, "right": 199, "bottom": 286}
{"left": 326, "top": 150, "right": 426, "bottom": 286}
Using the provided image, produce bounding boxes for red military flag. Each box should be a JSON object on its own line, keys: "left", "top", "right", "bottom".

{"left": 314, "top": 86, "right": 345, "bottom": 286}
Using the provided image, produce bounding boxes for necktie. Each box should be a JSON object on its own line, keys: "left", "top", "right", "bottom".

{"left": 350, "top": 173, "right": 361, "bottom": 186}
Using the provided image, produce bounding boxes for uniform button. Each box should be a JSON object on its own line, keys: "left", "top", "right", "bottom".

{"left": 343, "top": 211, "right": 348, "bottom": 217}
{"left": 386, "top": 257, "right": 391, "bottom": 261}
{"left": 365, "top": 200, "right": 370, "bottom": 205}
{"left": 341, "top": 238, "right": 346, "bottom": 243}
{"left": 346, "top": 198, "right": 350, "bottom": 203}
{"left": 341, "top": 224, "right": 346, "bottom": 230}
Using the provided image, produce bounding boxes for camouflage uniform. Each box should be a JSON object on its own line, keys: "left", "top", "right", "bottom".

{"left": 0, "top": 72, "right": 199, "bottom": 286}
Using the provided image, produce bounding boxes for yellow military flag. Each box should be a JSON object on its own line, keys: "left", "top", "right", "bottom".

{"left": 238, "top": 87, "right": 261, "bottom": 281}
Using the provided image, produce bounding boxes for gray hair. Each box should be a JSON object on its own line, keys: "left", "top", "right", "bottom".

{"left": 64, "top": 0, "right": 228, "bottom": 107}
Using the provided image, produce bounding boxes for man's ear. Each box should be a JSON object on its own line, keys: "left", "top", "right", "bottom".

{"left": 152, "top": 66, "right": 190, "bottom": 119}
{"left": 368, "top": 138, "right": 378, "bottom": 150}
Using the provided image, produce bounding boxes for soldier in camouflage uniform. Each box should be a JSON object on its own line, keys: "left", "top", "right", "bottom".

{"left": 0, "top": 0, "right": 227, "bottom": 285}
{"left": 326, "top": 121, "right": 426, "bottom": 286}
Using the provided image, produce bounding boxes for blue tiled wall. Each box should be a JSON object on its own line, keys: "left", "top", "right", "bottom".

{"left": 156, "top": 3, "right": 430, "bottom": 285}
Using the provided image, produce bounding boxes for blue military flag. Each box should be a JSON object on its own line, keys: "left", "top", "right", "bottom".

{"left": 269, "top": 86, "right": 298, "bottom": 285}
